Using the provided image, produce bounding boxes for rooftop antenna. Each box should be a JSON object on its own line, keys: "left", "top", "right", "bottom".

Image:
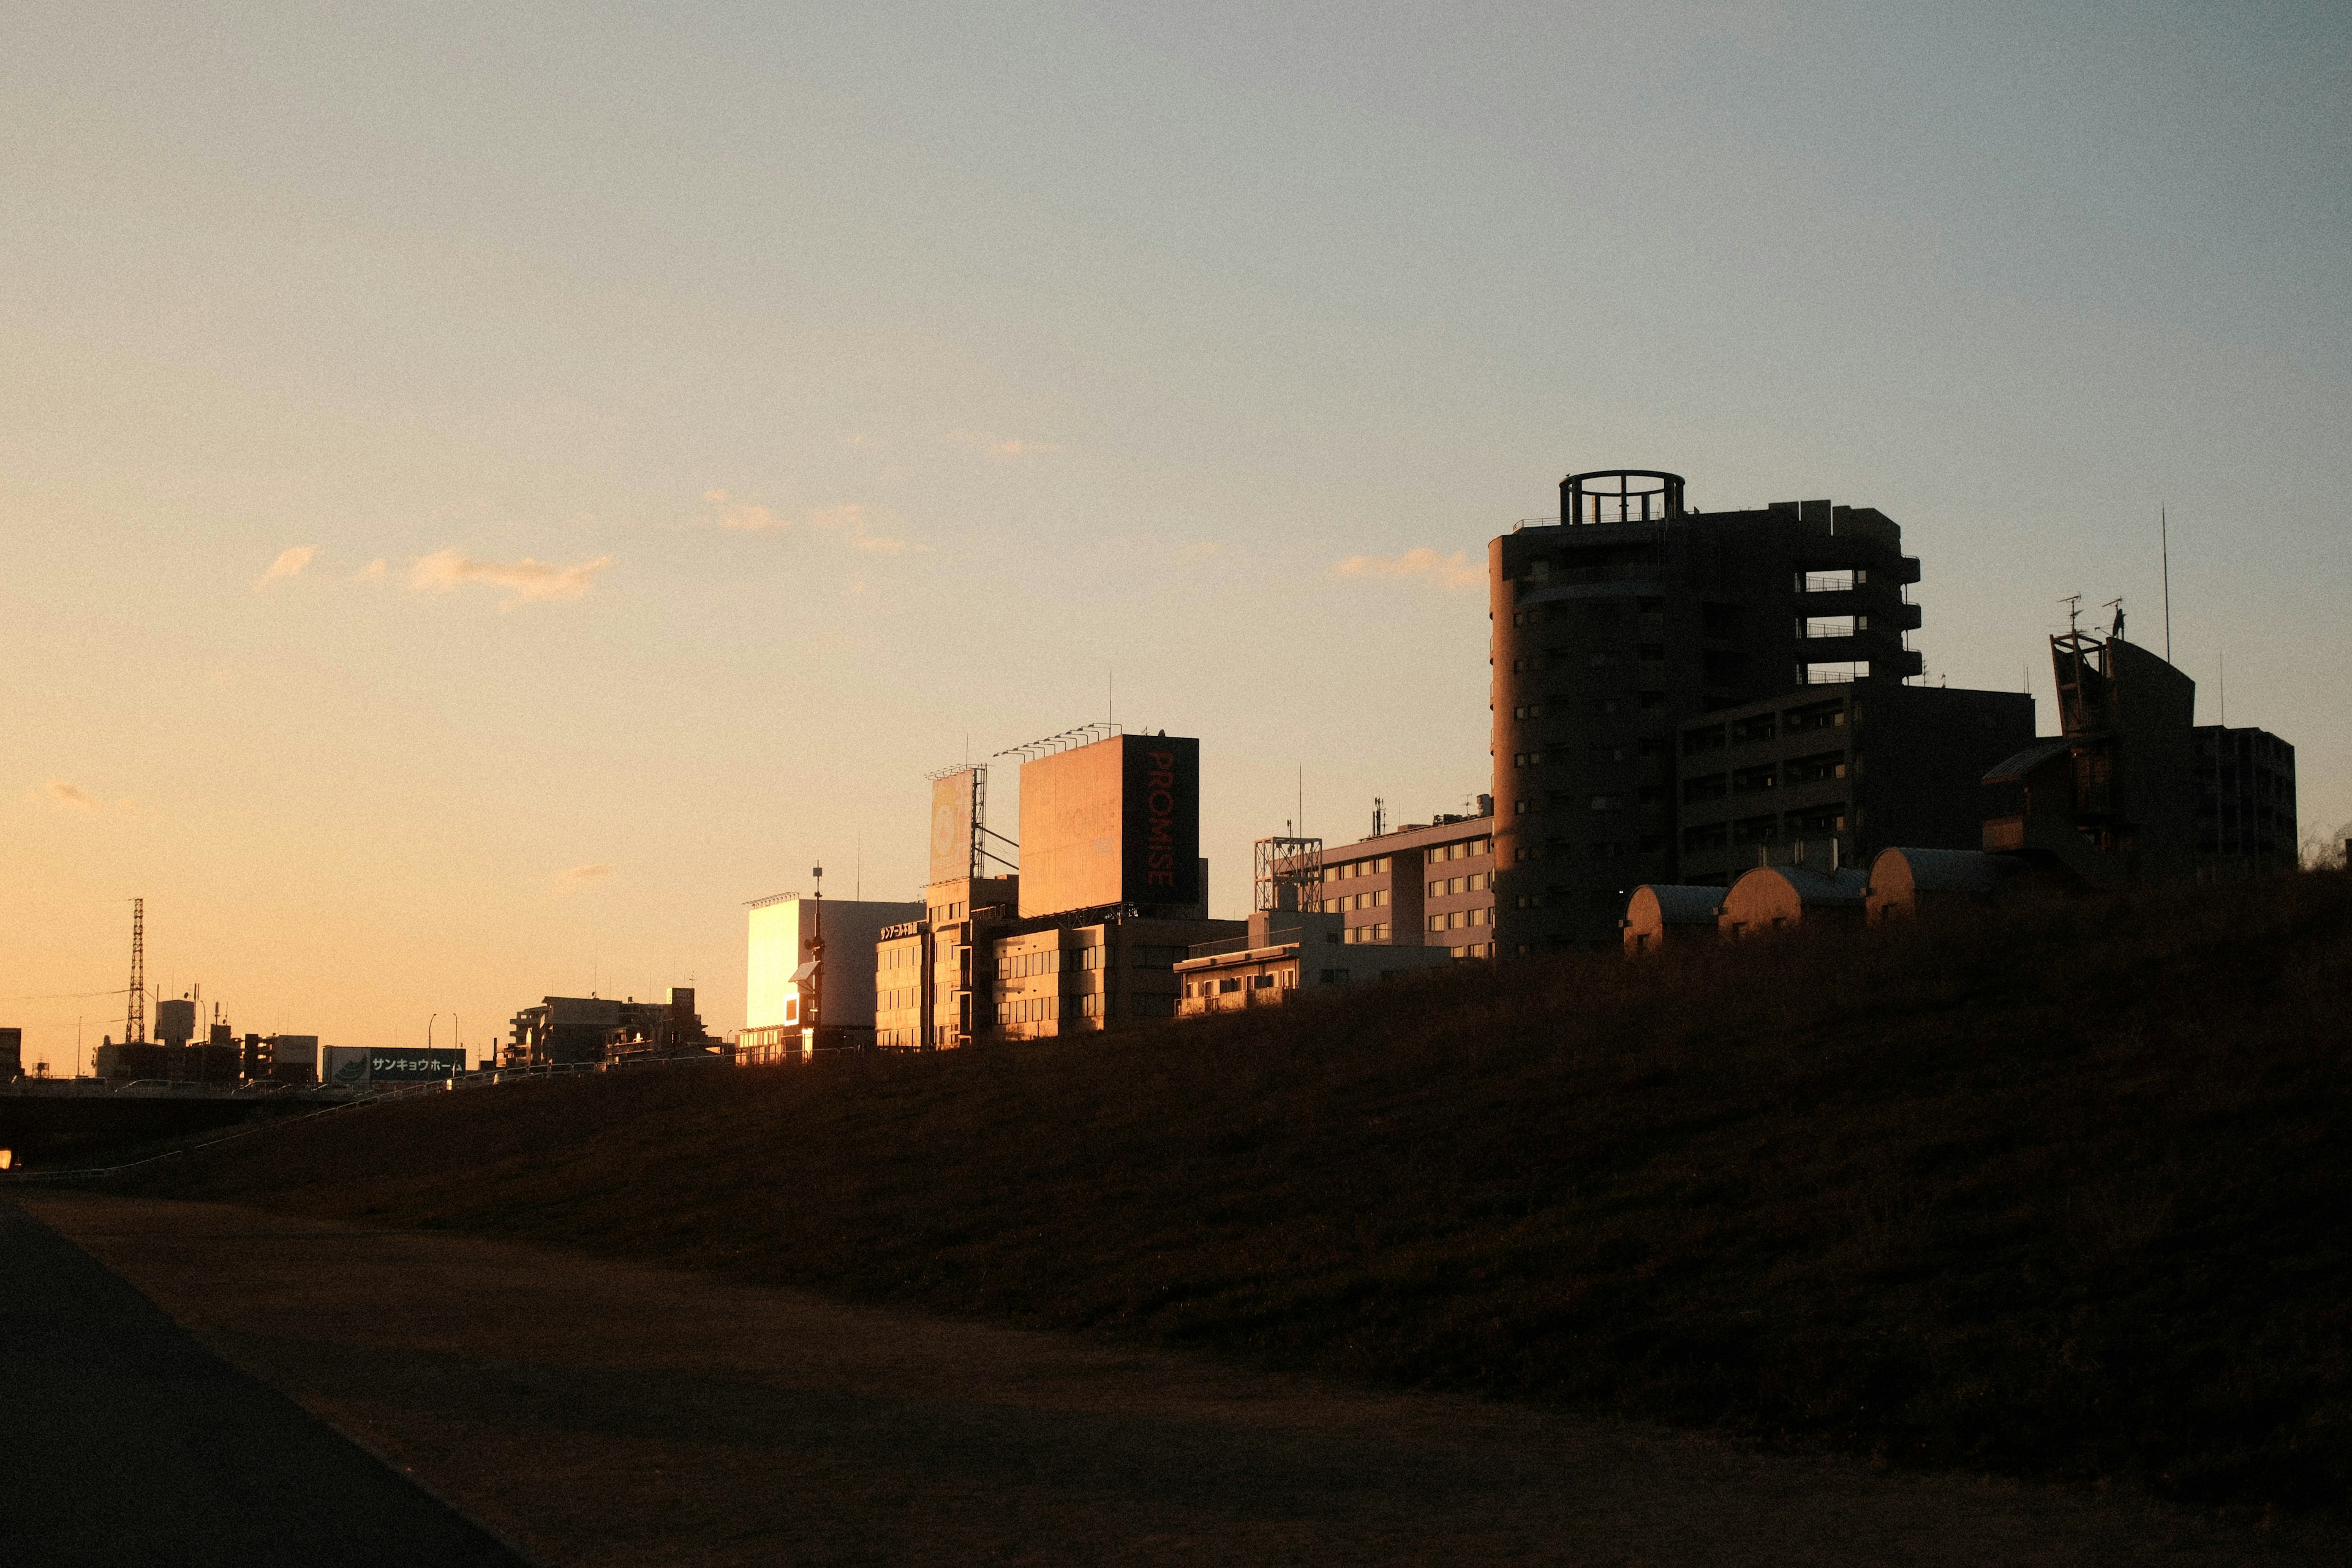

{"left": 2160, "top": 503, "right": 2173, "bottom": 662}
{"left": 2060, "top": 594, "right": 2082, "bottom": 638}
{"left": 1372, "top": 796, "right": 1385, "bottom": 837}
{"left": 2104, "top": 597, "right": 2125, "bottom": 641}
{"left": 812, "top": 861, "right": 824, "bottom": 899}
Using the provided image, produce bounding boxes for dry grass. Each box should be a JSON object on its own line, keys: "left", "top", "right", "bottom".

{"left": 126, "top": 869, "right": 2352, "bottom": 1512}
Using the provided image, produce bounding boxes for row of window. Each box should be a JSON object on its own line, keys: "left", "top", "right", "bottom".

{"left": 1343, "top": 923, "right": 1393, "bottom": 943}
{"left": 1681, "top": 809, "right": 1850, "bottom": 851}
{"left": 1684, "top": 701, "right": 1849, "bottom": 753}
{"left": 878, "top": 986, "right": 922, "bottom": 1012}
{"left": 1325, "top": 890, "right": 1389, "bottom": 911}
{"left": 1428, "top": 873, "right": 1488, "bottom": 896}
{"left": 1510, "top": 836, "right": 1670, "bottom": 864}
{"left": 1427, "top": 908, "right": 1491, "bottom": 931}
{"left": 1184, "top": 970, "right": 1295, "bottom": 999}
{"left": 1518, "top": 791, "right": 1663, "bottom": 815}
{"left": 1682, "top": 753, "right": 1848, "bottom": 801}
{"left": 989, "top": 944, "right": 1164, "bottom": 981}
{"left": 1324, "top": 856, "right": 1393, "bottom": 881}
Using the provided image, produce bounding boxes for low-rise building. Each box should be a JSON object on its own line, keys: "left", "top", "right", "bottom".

{"left": 1174, "top": 910, "right": 1453, "bottom": 1017}
{"left": 1718, "top": 862, "right": 1869, "bottom": 937}
{"left": 1863, "top": 847, "right": 2030, "bottom": 923}
{"left": 1310, "top": 805, "right": 1498, "bottom": 959}
{"left": 1621, "top": 886, "right": 1722, "bottom": 954}
{"left": 508, "top": 987, "right": 710, "bottom": 1066}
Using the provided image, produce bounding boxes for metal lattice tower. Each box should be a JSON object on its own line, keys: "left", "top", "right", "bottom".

{"left": 1254, "top": 836, "right": 1325, "bottom": 913}
{"left": 124, "top": 897, "right": 146, "bottom": 1045}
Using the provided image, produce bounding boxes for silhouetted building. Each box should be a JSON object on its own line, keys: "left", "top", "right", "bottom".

{"left": 2195, "top": 726, "right": 2297, "bottom": 875}
{"left": 1674, "top": 683, "right": 2034, "bottom": 884}
{"left": 0, "top": 1026, "right": 19, "bottom": 1079}
{"left": 1492, "top": 472, "right": 1925, "bottom": 951}
{"left": 1982, "top": 629, "right": 2198, "bottom": 885}
{"left": 508, "top": 987, "right": 710, "bottom": 1067}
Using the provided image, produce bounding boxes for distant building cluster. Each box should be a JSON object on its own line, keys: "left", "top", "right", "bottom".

{"left": 457, "top": 463, "right": 2307, "bottom": 1068}
{"left": 696, "top": 465, "right": 2306, "bottom": 1058}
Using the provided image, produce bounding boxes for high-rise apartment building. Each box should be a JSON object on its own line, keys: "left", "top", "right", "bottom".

{"left": 1490, "top": 470, "right": 1925, "bottom": 951}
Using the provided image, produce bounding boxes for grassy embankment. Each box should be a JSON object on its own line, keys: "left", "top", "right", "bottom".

{"left": 126, "top": 870, "right": 2352, "bottom": 1511}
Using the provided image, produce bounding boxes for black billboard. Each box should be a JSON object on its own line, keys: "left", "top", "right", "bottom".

{"left": 1120, "top": 735, "right": 1200, "bottom": 909}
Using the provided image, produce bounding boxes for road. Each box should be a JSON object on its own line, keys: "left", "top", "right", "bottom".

{"left": 0, "top": 1198, "right": 526, "bottom": 1567}
{"left": 13, "top": 1193, "right": 2343, "bottom": 1567}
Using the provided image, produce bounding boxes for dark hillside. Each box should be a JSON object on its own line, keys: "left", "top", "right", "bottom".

{"left": 126, "top": 871, "right": 2352, "bottom": 1510}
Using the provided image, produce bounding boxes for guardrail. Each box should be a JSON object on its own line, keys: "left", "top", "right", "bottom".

{"left": 1, "top": 1048, "right": 736, "bottom": 1184}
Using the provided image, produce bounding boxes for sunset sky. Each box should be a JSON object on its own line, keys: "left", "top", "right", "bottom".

{"left": 5, "top": 3, "right": 2347, "bottom": 1066}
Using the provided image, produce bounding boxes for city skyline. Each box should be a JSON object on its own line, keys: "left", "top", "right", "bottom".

{"left": 6, "top": 4, "right": 2347, "bottom": 1066}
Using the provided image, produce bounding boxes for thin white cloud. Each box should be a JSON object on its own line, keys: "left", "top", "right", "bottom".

{"left": 45, "top": 780, "right": 99, "bottom": 814}
{"left": 254, "top": 545, "right": 317, "bottom": 590}
{"left": 563, "top": 863, "right": 614, "bottom": 884}
{"left": 950, "top": 429, "right": 1063, "bottom": 460}
{"left": 409, "top": 549, "right": 612, "bottom": 608}
{"left": 1333, "top": 548, "right": 1483, "bottom": 591}
{"left": 709, "top": 489, "right": 790, "bottom": 532}
{"left": 709, "top": 492, "right": 917, "bottom": 556}
{"left": 354, "top": 558, "right": 387, "bottom": 581}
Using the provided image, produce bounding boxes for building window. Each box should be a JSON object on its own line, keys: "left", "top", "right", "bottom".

{"left": 1804, "top": 661, "right": 1871, "bottom": 684}
{"left": 1468, "top": 872, "right": 1488, "bottom": 891}
{"left": 1469, "top": 908, "right": 1489, "bottom": 926}
{"left": 1800, "top": 614, "right": 1863, "bottom": 639}
{"left": 1426, "top": 914, "right": 1445, "bottom": 933}
{"left": 1513, "top": 703, "right": 1543, "bottom": 720}
{"left": 1514, "top": 750, "right": 1544, "bottom": 768}
{"left": 1799, "top": 568, "right": 1864, "bottom": 592}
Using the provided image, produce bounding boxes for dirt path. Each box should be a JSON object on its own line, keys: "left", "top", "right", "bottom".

{"left": 23, "top": 1194, "right": 2335, "bottom": 1567}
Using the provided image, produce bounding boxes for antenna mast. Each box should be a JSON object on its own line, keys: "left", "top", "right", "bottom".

{"left": 2160, "top": 504, "right": 2173, "bottom": 663}
{"left": 124, "top": 897, "right": 146, "bottom": 1045}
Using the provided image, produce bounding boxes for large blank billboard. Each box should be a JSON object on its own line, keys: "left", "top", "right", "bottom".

{"left": 1019, "top": 735, "right": 1200, "bottom": 918}
{"left": 929, "top": 769, "right": 979, "bottom": 884}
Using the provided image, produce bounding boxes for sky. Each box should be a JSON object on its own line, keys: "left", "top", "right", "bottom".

{"left": 4, "top": 2, "right": 2347, "bottom": 1066}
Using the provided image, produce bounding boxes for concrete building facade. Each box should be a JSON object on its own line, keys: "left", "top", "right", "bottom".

{"left": 1675, "top": 683, "right": 2035, "bottom": 884}
{"left": 1174, "top": 910, "right": 1452, "bottom": 1016}
{"left": 2194, "top": 725, "right": 2297, "bottom": 874}
{"left": 1311, "top": 809, "right": 1498, "bottom": 959}
{"left": 1491, "top": 472, "right": 1926, "bottom": 952}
